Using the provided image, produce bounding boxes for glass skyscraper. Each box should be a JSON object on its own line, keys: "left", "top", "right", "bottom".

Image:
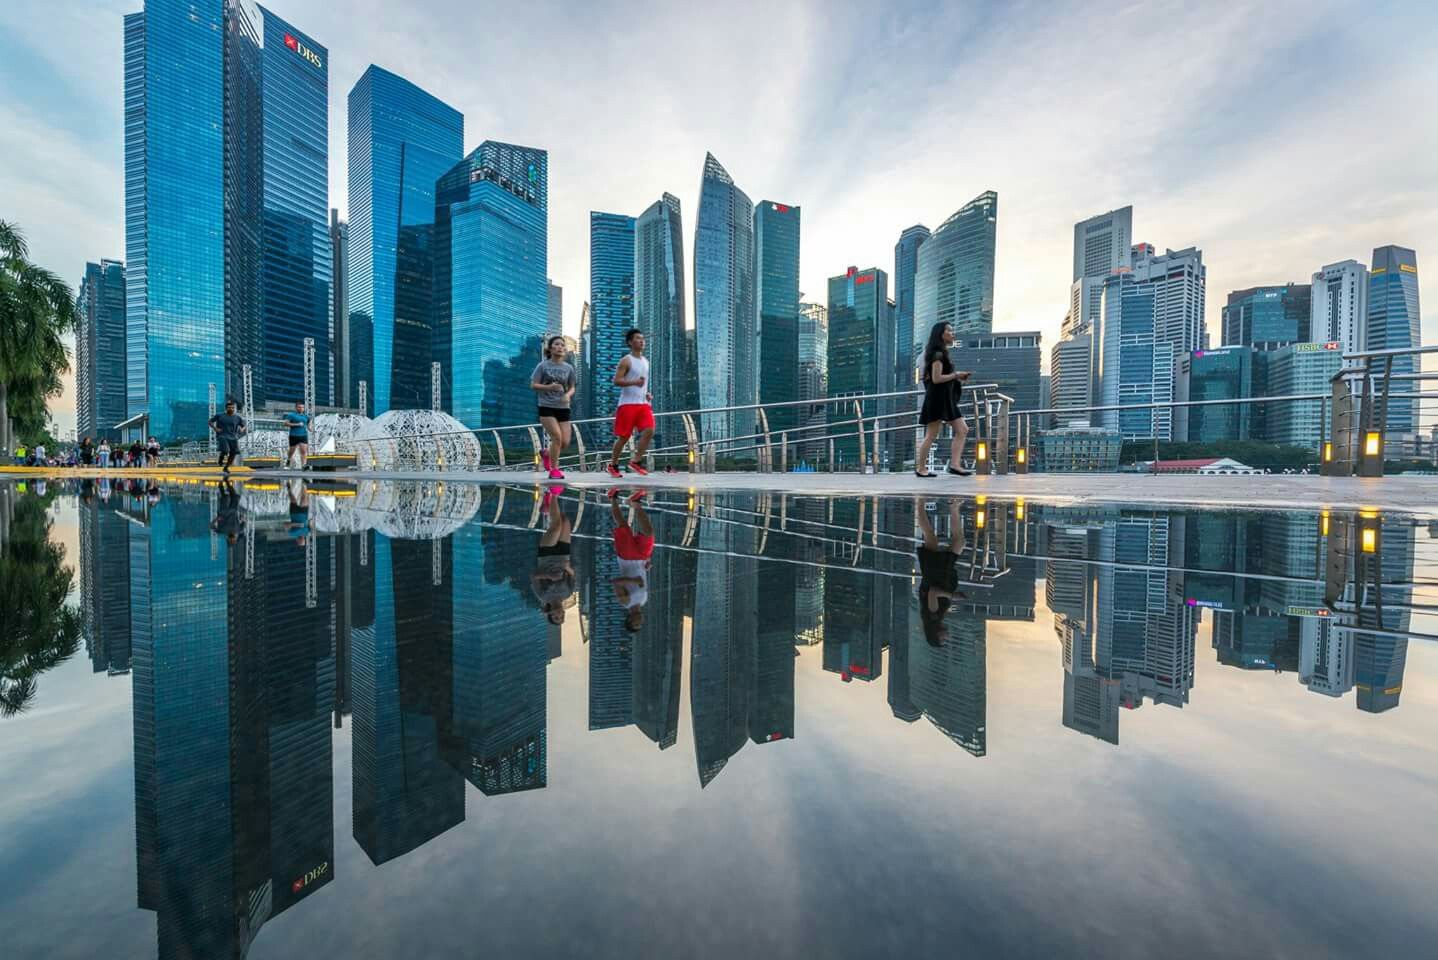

{"left": 1097, "top": 272, "right": 1174, "bottom": 440}
{"left": 1178, "top": 347, "right": 1253, "bottom": 442}
{"left": 827, "top": 266, "right": 889, "bottom": 465}
{"left": 913, "top": 191, "right": 997, "bottom": 368}
{"left": 258, "top": 9, "right": 330, "bottom": 407}
{"left": 894, "top": 225, "right": 931, "bottom": 386}
{"left": 123, "top": 2, "right": 330, "bottom": 439}
{"left": 950, "top": 331, "right": 1043, "bottom": 412}
{"left": 547, "top": 281, "right": 563, "bottom": 337}
{"left": 347, "top": 66, "right": 463, "bottom": 414}
{"left": 635, "top": 194, "right": 691, "bottom": 432}
{"left": 1366, "top": 245, "right": 1421, "bottom": 438}
{"left": 1221, "top": 284, "right": 1311, "bottom": 347}
{"left": 77, "top": 259, "right": 127, "bottom": 440}
{"left": 694, "top": 153, "right": 756, "bottom": 444}
{"left": 432, "top": 141, "right": 549, "bottom": 429}
{"left": 587, "top": 212, "right": 637, "bottom": 423}
{"left": 755, "top": 201, "right": 801, "bottom": 431}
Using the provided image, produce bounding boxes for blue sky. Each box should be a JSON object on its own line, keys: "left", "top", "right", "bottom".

{"left": 2, "top": 0, "right": 1435, "bottom": 435}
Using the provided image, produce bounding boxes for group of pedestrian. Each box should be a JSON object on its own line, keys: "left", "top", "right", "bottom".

{"left": 529, "top": 319, "right": 979, "bottom": 482}
{"left": 11, "top": 436, "right": 161, "bottom": 468}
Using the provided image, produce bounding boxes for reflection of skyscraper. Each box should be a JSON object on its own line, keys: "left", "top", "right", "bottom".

{"left": 691, "top": 499, "right": 759, "bottom": 786}
{"left": 352, "top": 536, "right": 464, "bottom": 864}
{"left": 132, "top": 493, "right": 337, "bottom": 958}
{"left": 1353, "top": 516, "right": 1413, "bottom": 713}
{"left": 909, "top": 618, "right": 986, "bottom": 756}
{"left": 80, "top": 501, "right": 132, "bottom": 674}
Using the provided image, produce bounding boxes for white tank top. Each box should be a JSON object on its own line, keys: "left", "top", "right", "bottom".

{"left": 619, "top": 354, "right": 650, "bottom": 406}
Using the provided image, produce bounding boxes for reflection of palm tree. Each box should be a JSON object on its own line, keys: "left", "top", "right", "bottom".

{"left": 0, "top": 490, "right": 81, "bottom": 716}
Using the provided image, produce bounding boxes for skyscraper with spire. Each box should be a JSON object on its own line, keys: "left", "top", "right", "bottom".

{"left": 694, "top": 153, "right": 756, "bottom": 445}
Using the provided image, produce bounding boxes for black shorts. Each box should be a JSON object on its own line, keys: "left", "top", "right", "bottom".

{"left": 289, "top": 435, "right": 308, "bottom": 448}
{"left": 538, "top": 407, "right": 571, "bottom": 423}
{"left": 218, "top": 437, "right": 240, "bottom": 455}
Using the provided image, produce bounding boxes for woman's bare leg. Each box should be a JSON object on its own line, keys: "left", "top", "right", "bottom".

{"left": 917, "top": 421, "right": 942, "bottom": 473}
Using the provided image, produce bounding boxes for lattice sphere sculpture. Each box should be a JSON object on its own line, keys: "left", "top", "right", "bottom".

{"left": 312, "top": 413, "right": 393, "bottom": 470}
{"left": 371, "top": 410, "right": 482, "bottom": 471}
{"left": 355, "top": 480, "right": 483, "bottom": 539}
{"left": 239, "top": 429, "right": 289, "bottom": 460}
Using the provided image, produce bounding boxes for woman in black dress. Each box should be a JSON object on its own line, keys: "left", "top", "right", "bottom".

{"left": 915, "top": 497, "right": 967, "bottom": 646}
{"left": 915, "top": 321, "right": 973, "bottom": 477}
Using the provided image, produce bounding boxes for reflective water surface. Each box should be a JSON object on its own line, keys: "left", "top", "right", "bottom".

{"left": 2, "top": 478, "right": 1436, "bottom": 959}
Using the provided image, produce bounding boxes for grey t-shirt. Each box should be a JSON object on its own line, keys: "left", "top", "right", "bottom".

{"left": 531, "top": 359, "right": 576, "bottom": 409}
{"left": 209, "top": 412, "right": 246, "bottom": 440}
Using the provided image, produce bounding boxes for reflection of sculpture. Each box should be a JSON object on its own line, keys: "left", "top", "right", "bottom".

{"left": 352, "top": 480, "right": 483, "bottom": 540}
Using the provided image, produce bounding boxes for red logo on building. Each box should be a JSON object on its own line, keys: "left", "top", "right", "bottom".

{"left": 855, "top": 274, "right": 873, "bottom": 285}
{"left": 773, "top": 203, "right": 790, "bottom": 213}
{"left": 284, "top": 33, "right": 299, "bottom": 51}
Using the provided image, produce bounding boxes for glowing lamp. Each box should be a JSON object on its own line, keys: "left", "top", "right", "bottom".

{"left": 976, "top": 509, "right": 987, "bottom": 529}
{"left": 1016, "top": 499, "right": 1025, "bottom": 521}
{"left": 1364, "top": 432, "right": 1381, "bottom": 457}
{"left": 1016, "top": 447, "right": 1027, "bottom": 464}
{"left": 1320, "top": 510, "right": 1329, "bottom": 537}
{"left": 1322, "top": 442, "right": 1333, "bottom": 463}
{"left": 976, "top": 441, "right": 988, "bottom": 461}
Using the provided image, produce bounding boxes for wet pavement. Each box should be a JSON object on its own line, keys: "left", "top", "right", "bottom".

{"left": 1, "top": 476, "right": 1435, "bottom": 959}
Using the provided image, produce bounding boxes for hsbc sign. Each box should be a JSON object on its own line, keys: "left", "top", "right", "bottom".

{"left": 284, "top": 33, "right": 323, "bottom": 69}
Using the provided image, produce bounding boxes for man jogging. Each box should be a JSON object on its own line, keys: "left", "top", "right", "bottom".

{"left": 608, "top": 328, "right": 655, "bottom": 478}
{"left": 209, "top": 399, "right": 247, "bottom": 473}
{"left": 282, "top": 401, "right": 310, "bottom": 469}
{"left": 609, "top": 488, "right": 653, "bottom": 633}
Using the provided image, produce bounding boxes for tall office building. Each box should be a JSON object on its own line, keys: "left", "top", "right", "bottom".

{"left": 798, "top": 302, "right": 828, "bottom": 460}
{"left": 694, "top": 153, "right": 756, "bottom": 444}
{"left": 1221, "top": 284, "right": 1311, "bottom": 347}
{"left": 755, "top": 201, "right": 802, "bottom": 432}
{"left": 913, "top": 191, "right": 997, "bottom": 367}
{"left": 547, "top": 281, "right": 563, "bottom": 338}
{"left": 1260, "top": 342, "right": 1344, "bottom": 450}
{"left": 573, "top": 302, "right": 591, "bottom": 421}
{"left": 587, "top": 212, "right": 637, "bottom": 423}
{"left": 1049, "top": 334, "right": 1096, "bottom": 427}
{"left": 635, "top": 193, "right": 691, "bottom": 433}
{"left": 950, "top": 331, "right": 1043, "bottom": 411}
{"left": 330, "top": 211, "right": 348, "bottom": 407}
{"left": 827, "top": 266, "right": 890, "bottom": 466}
{"left": 123, "top": 1, "right": 329, "bottom": 439}
{"left": 432, "top": 141, "right": 549, "bottom": 428}
{"left": 1310, "top": 259, "right": 1368, "bottom": 356}
{"left": 894, "top": 225, "right": 931, "bottom": 384}
{"left": 347, "top": 66, "right": 463, "bottom": 414}
{"left": 1073, "top": 206, "right": 1133, "bottom": 283}
{"left": 1097, "top": 272, "right": 1175, "bottom": 440}
{"left": 1366, "top": 245, "right": 1421, "bottom": 439}
{"left": 1130, "top": 244, "right": 1207, "bottom": 354}
{"left": 1176, "top": 347, "right": 1253, "bottom": 442}
{"left": 76, "top": 259, "right": 127, "bottom": 441}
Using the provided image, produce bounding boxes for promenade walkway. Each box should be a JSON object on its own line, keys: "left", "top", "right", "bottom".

{"left": 7, "top": 465, "right": 1436, "bottom": 514}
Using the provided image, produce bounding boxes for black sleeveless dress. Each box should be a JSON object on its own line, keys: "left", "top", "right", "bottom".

{"left": 919, "top": 348, "right": 962, "bottom": 424}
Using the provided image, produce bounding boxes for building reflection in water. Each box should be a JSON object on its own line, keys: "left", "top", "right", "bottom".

{"left": 54, "top": 477, "right": 1424, "bottom": 957}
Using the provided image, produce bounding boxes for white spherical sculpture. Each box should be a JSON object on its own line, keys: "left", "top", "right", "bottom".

{"left": 239, "top": 428, "right": 289, "bottom": 460}
{"left": 311, "top": 412, "right": 392, "bottom": 470}
{"left": 371, "top": 409, "right": 482, "bottom": 472}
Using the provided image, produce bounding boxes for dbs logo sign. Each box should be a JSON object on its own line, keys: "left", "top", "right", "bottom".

{"left": 284, "top": 33, "right": 323, "bottom": 69}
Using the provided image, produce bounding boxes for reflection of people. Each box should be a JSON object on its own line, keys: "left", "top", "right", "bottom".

{"left": 209, "top": 399, "right": 247, "bottom": 473}
{"left": 610, "top": 488, "right": 653, "bottom": 633}
{"left": 286, "top": 481, "right": 310, "bottom": 547}
{"left": 531, "top": 488, "right": 576, "bottom": 624}
{"left": 211, "top": 481, "right": 243, "bottom": 543}
{"left": 915, "top": 497, "right": 967, "bottom": 646}
{"left": 531, "top": 336, "right": 577, "bottom": 481}
{"left": 916, "top": 322, "right": 973, "bottom": 478}
{"left": 607, "top": 328, "right": 655, "bottom": 478}
{"left": 282, "top": 401, "right": 310, "bottom": 469}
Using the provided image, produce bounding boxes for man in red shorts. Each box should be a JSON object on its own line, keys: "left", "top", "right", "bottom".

{"left": 609, "top": 488, "right": 653, "bottom": 633}
{"left": 608, "top": 328, "right": 655, "bottom": 478}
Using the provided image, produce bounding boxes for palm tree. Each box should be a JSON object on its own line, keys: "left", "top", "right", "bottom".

{"left": 0, "top": 220, "right": 78, "bottom": 455}
{"left": 0, "top": 486, "right": 81, "bottom": 717}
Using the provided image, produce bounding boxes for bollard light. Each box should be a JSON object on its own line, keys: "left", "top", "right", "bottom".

{"left": 1364, "top": 432, "right": 1381, "bottom": 457}
{"left": 1016, "top": 446, "right": 1027, "bottom": 465}
{"left": 1320, "top": 510, "right": 1329, "bottom": 538}
{"left": 1361, "top": 527, "right": 1377, "bottom": 553}
{"left": 977, "top": 441, "right": 988, "bottom": 461}
{"left": 1322, "top": 441, "right": 1333, "bottom": 464}
{"left": 975, "top": 508, "right": 986, "bottom": 529}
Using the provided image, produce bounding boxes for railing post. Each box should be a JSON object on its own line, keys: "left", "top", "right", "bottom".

{"left": 526, "top": 425, "right": 543, "bottom": 472}
{"left": 681, "top": 413, "right": 699, "bottom": 473}
{"left": 780, "top": 431, "right": 789, "bottom": 473}
{"left": 1325, "top": 372, "right": 1350, "bottom": 476}
{"left": 572, "top": 423, "right": 586, "bottom": 470}
{"left": 854, "top": 399, "right": 867, "bottom": 472}
{"left": 756, "top": 408, "right": 773, "bottom": 473}
{"left": 974, "top": 389, "right": 992, "bottom": 475}
{"left": 994, "top": 397, "right": 1011, "bottom": 474}
{"left": 492, "top": 429, "right": 506, "bottom": 469}
{"left": 1358, "top": 356, "right": 1390, "bottom": 477}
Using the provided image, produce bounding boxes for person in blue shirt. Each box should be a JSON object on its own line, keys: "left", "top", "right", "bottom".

{"left": 282, "top": 401, "right": 310, "bottom": 470}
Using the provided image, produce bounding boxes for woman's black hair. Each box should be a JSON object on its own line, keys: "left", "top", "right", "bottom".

{"left": 922, "top": 322, "right": 951, "bottom": 381}
{"left": 546, "top": 335, "right": 566, "bottom": 359}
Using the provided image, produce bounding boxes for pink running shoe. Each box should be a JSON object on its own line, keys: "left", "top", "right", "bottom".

{"left": 540, "top": 451, "right": 551, "bottom": 472}
{"left": 548, "top": 468, "right": 565, "bottom": 480}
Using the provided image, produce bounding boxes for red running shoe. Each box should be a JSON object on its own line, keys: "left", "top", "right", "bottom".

{"left": 628, "top": 461, "right": 649, "bottom": 476}
{"left": 628, "top": 488, "right": 648, "bottom": 503}
{"left": 606, "top": 462, "right": 623, "bottom": 479}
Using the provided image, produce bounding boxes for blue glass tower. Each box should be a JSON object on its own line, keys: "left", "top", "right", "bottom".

{"left": 433, "top": 141, "right": 549, "bottom": 428}
{"left": 827, "top": 266, "right": 889, "bottom": 464}
{"left": 1366, "top": 245, "right": 1421, "bottom": 438}
{"left": 259, "top": 10, "right": 330, "bottom": 406}
{"left": 894, "top": 225, "right": 930, "bottom": 386}
{"left": 1221, "top": 284, "right": 1311, "bottom": 347}
{"left": 635, "top": 194, "right": 691, "bottom": 431}
{"left": 913, "top": 191, "right": 997, "bottom": 368}
{"left": 694, "top": 153, "right": 756, "bottom": 443}
{"left": 1097, "top": 272, "right": 1175, "bottom": 441}
{"left": 347, "top": 67, "right": 463, "bottom": 414}
{"left": 124, "top": 2, "right": 330, "bottom": 439}
{"left": 76, "top": 259, "right": 128, "bottom": 441}
{"left": 755, "top": 201, "right": 801, "bottom": 432}
{"left": 587, "top": 212, "right": 637, "bottom": 423}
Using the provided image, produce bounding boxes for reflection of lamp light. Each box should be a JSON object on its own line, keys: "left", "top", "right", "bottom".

{"left": 1320, "top": 510, "right": 1329, "bottom": 537}
{"left": 976, "top": 508, "right": 986, "bottom": 529}
{"left": 977, "top": 441, "right": 988, "bottom": 461}
{"left": 1016, "top": 498, "right": 1025, "bottom": 521}
{"left": 1364, "top": 432, "right": 1381, "bottom": 457}
{"left": 1361, "top": 527, "right": 1377, "bottom": 553}
{"left": 1323, "top": 441, "right": 1333, "bottom": 463}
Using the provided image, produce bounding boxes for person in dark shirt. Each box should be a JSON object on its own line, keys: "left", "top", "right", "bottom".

{"left": 915, "top": 497, "right": 968, "bottom": 647}
{"left": 282, "top": 401, "right": 310, "bottom": 470}
{"left": 531, "top": 486, "right": 576, "bottom": 624}
{"left": 209, "top": 400, "right": 247, "bottom": 473}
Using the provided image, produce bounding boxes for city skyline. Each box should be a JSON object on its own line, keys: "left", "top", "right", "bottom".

{"left": 3, "top": 0, "right": 1436, "bottom": 436}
